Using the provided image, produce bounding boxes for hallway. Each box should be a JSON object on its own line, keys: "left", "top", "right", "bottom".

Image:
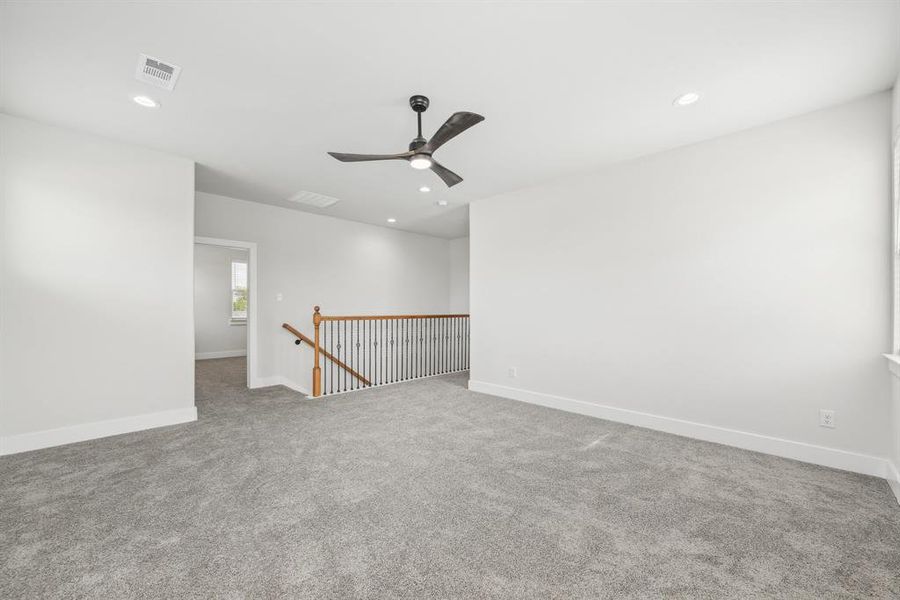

{"left": 2, "top": 359, "right": 899, "bottom": 598}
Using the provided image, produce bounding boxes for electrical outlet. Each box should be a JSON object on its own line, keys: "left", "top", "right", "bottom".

{"left": 819, "top": 409, "right": 835, "bottom": 429}
{"left": 508, "top": 367, "right": 517, "bottom": 378}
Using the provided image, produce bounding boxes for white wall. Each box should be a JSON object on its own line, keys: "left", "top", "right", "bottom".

{"left": 194, "top": 244, "right": 248, "bottom": 358}
{"left": 0, "top": 115, "right": 196, "bottom": 453}
{"left": 889, "top": 75, "right": 900, "bottom": 501}
{"left": 470, "top": 92, "right": 893, "bottom": 476}
{"left": 195, "top": 192, "right": 451, "bottom": 392}
{"left": 449, "top": 237, "right": 469, "bottom": 313}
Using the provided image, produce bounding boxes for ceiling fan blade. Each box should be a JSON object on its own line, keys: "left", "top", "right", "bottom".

{"left": 423, "top": 112, "right": 484, "bottom": 153}
{"left": 327, "top": 151, "right": 413, "bottom": 162}
{"left": 430, "top": 160, "right": 463, "bottom": 187}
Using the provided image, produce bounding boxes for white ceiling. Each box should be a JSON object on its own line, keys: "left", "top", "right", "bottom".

{"left": 2, "top": 1, "right": 898, "bottom": 238}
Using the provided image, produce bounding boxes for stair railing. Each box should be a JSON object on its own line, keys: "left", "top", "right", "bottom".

{"left": 307, "top": 305, "right": 470, "bottom": 397}
{"left": 281, "top": 322, "right": 371, "bottom": 390}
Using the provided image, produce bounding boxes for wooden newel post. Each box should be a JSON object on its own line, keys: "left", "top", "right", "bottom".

{"left": 312, "top": 305, "right": 322, "bottom": 397}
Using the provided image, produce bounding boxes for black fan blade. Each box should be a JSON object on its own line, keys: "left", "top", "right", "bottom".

{"left": 328, "top": 151, "right": 413, "bottom": 162}
{"left": 430, "top": 160, "right": 463, "bottom": 187}
{"left": 423, "top": 112, "right": 484, "bottom": 153}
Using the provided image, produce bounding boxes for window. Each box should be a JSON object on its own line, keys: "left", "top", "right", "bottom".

{"left": 231, "top": 260, "right": 248, "bottom": 324}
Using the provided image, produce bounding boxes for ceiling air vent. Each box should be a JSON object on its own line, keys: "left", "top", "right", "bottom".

{"left": 286, "top": 190, "right": 340, "bottom": 209}
{"left": 134, "top": 54, "right": 181, "bottom": 91}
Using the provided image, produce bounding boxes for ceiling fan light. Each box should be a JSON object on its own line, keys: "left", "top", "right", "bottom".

{"left": 409, "top": 155, "right": 432, "bottom": 170}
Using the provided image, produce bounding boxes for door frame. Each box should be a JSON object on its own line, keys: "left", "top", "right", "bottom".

{"left": 194, "top": 236, "right": 260, "bottom": 389}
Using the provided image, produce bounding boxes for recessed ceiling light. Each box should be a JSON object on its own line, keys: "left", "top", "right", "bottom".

{"left": 419, "top": 186, "right": 431, "bottom": 193}
{"left": 436, "top": 200, "right": 449, "bottom": 206}
{"left": 387, "top": 218, "right": 397, "bottom": 223}
{"left": 673, "top": 92, "right": 701, "bottom": 106}
{"left": 132, "top": 95, "right": 159, "bottom": 108}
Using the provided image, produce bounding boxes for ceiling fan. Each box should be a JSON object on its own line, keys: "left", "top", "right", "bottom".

{"left": 327, "top": 95, "right": 484, "bottom": 188}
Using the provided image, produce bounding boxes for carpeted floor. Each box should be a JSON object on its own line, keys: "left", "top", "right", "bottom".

{"left": 1, "top": 358, "right": 899, "bottom": 599}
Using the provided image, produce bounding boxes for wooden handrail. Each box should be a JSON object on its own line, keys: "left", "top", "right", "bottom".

{"left": 319, "top": 313, "right": 470, "bottom": 321}
{"left": 282, "top": 322, "right": 371, "bottom": 387}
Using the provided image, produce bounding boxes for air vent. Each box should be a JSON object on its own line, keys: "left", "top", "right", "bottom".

{"left": 135, "top": 54, "right": 181, "bottom": 91}
{"left": 286, "top": 190, "right": 340, "bottom": 209}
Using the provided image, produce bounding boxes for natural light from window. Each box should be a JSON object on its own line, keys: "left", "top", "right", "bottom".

{"left": 231, "top": 260, "right": 248, "bottom": 323}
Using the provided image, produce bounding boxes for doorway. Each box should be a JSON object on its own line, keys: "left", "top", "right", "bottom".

{"left": 193, "top": 236, "right": 259, "bottom": 388}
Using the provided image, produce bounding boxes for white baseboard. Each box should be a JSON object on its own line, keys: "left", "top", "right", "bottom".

{"left": 468, "top": 380, "right": 894, "bottom": 481}
{"left": 887, "top": 461, "right": 900, "bottom": 506}
{"left": 251, "top": 375, "right": 310, "bottom": 396}
{"left": 0, "top": 406, "right": 198, "bottom": 456}
{"left": 196, "top": 350, "right": 247, "bottom": 360}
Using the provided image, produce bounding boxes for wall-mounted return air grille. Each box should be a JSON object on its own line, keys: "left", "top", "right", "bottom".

{"left": 135, "top": 54, "right": 181, "bottom": 91}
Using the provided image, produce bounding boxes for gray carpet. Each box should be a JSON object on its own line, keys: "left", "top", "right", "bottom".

{"left": 1, "top": 358, "right": 899, "bottom": 599}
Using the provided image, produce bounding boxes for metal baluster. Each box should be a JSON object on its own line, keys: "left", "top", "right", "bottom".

{"left": 455, "top": 317, "right": 459, "bottom": 371}
{"left": 456, "top": 319, "right": 462, "bottom": 371}
{"left": 329, "top": 321, "right": 333, "bottom": 391}
{"left": 444, "top": 319, "right": 453, "bottom": 373}
{"left": 322, "top": 321, "right": 327, "bottom": 395}
{"left": 451, "top": 317, "right": 455, "bottom": 372}
{"left": 338, "top": 321, "right": 342, "bottom": 393}
{"left": 463, "top": 317, "right": 466, "bottom": 370}
{"left": 357, "top": 319, "right": 361, "bottom": 390}
{"left": 343, "top": 320, "right": 347, "bottom": 392}
{"left": 346, "top": 320, "right": 349, "bottom": 391}
{"left": 335, "top": 321, "right": 341, "bottom": 393}
{"left": 465, "top": 317, "right": 469, "bottom": 369}
{"left": 451, "top": 318, "right": 455, "bottom": 372}
{"left": 348, "top": 320, "right": 356, "bottom": 391}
